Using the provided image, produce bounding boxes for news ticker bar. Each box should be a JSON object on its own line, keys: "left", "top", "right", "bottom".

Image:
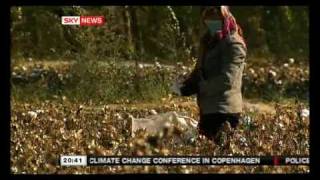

{"left": 59, "top": 156, "right": 309, "bottom": 166}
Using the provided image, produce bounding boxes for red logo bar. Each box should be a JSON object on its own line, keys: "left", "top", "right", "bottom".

{"left": 80, "top": 16, "right": 105, "bottom": 26}
{"left": 273, "top": 157, "right": 280, "bottom": 165}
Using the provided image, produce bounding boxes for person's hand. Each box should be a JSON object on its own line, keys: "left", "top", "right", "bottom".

{"left": 170, "top": 80, "right": 183, "bottom": 96}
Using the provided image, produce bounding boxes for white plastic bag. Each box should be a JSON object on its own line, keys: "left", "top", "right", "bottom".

{"left": 130, "top": 111, "right": 198, "bottom": 143}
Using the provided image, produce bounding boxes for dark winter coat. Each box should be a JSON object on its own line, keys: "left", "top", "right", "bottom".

{"left": 180, "top": 31, "right": 247, "bottom": 114}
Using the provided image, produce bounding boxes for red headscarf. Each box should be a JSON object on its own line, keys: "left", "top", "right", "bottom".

{"left": 203, "top": 6, "right": 247, "bottom": 48}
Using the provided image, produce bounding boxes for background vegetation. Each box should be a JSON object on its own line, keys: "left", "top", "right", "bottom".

{"left": 10, "top": 6, "right": 309, "bottom": 174}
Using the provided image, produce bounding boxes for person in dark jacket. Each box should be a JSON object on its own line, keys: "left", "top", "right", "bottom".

{"left": 171, "top": 6, "right": 247, "bottom": 143}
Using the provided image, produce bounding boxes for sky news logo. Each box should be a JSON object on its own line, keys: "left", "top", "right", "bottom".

{"left": 61, "top": 16, "right": 105, "bottom": 26}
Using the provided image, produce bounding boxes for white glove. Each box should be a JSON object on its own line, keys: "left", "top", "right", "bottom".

{"left": 170, "top": 80, "right": 183, "bottom": 96}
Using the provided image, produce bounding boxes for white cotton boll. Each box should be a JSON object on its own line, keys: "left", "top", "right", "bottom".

{"left": 27, "top": 111, "right": 37, "bottom": 119}
{"left": 35, "top": 109, "right": 44, "bottom": 114}
{"left": 249, "top": 68, "right": 255, "bottom": 74}
{"left": 115, "top": 113, "right": 123, "bottom": 120}
{"left": 278, "top": 123, "right": 284, "bottom": 128}
{"left": 301, "top": 108, "right": 310, "bottom": 118}
{"left": 259, "top": 67, "right": 265, "bottom": 73}
{"left": 187, "top": 137, "right": 196, "bottom": 144}
{"left": 150, "top": 109, "right": 157, "bottom": 115}
{"left": 138, "top": 64, "right": 144, "bottom": 69}
{"left": 289, "top": 58, "right": 295, "bottom": 64}
{"left": 268, "top": 70, "right": 277, "bottom": 77}
{"left": 155, "top": 61, "right": 161, "bottom": 69}
{"left": 275, "top": 80, "right": 282, "bottom": 85}
{"left": 239, "top": 137, "right": 248, "bottom": 147}
{"left": 243, "top": 115, "right": 251, "bottom": 125}
{"left": 50, "top": 48, "right": 56, "bottom": 53}
{"left": 22, "top": 66, "right": 27, "bottom": 71}
{"left": 240, "top": 137, "right": 247, "bottom": 143}
{"left": 283, "top": 63, "right": 289, "bottom": 68}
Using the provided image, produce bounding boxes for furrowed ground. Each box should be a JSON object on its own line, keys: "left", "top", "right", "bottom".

{"left": 10, "top": 58, "right": 309, "bottom": 174}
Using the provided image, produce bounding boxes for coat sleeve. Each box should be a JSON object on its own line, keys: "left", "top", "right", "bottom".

{"left": 199, "top": 38, "right": 247, "bottom": 96}
{"left": 179, "top": 62, "right": 201, "bottom": 96}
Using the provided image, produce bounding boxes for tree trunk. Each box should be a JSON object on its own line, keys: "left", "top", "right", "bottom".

{"left": 123, "top": 6, "right": 134, "bottom": 57}
{"left": 124, "top": 6, "right": 143, "bottom": 96}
